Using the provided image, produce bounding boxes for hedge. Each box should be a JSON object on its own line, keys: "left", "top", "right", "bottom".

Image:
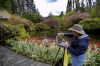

{"left": 79, "top": 18, "right": 100, "bottom": 29}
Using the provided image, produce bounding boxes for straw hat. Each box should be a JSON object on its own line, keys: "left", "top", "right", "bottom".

{"left": 68, "top": 24, "right": 85, "bottom": 34}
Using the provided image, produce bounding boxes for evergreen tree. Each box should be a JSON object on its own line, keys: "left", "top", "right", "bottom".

{"left": 75, "top": 0, "right": 80, "bottom": 12}
{"left": 48, "top": 12, "right": 53, "bottom": 17}
{"left": 66, "top": 0, "right": 72, "bottom": 12}
{"left": 13, "top": 0, "right": 36, "bottom": 15}
{"left": 59, "top": 11, "right": 64, "bottom": 17}
{"left": 96, "top": 0, "right": 100, "bottom": 17}
{"left": 72, "top": 0, "right": 75, "bottom": 10}
{"left": 80, "top": 0, "right": 85, "bottom": 12}
{"left": 88, "top": 0, "right": 92, "bottom": 11}
{"left": 0, "top": 0, "right": 14, "bottom": 12}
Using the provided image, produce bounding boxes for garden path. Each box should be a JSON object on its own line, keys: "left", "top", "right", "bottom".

{"left": 0, "top": 46, "right": 52, "bottom": 66}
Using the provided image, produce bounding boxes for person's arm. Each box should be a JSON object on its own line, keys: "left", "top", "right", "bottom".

{"left": 64, "top": 32, "right": 73, "bottom": 38}
{"left": 57, "top": 32, "right": 73, "bottom": 38}
{"left": 67, "top": 39, "right": 88, "bottom": 56}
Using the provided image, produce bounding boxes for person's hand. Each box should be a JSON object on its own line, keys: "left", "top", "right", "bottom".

{"left": 64, "top": 41, "right": 69, "bottom": 48}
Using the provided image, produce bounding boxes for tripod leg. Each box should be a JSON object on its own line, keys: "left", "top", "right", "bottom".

{"left": 52, "top": 47, "right": 61, "bottom": 66}
{"left": 63, "top": 48, "right": 69, "bottom": 66}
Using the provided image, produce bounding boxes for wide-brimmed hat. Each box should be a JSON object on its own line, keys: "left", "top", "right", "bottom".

{"left": 68, "top": 24, "right": 85, "bottom": 34}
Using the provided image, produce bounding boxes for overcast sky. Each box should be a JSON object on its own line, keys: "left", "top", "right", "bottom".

{"left": 34, "top": 0, "right": 96, "bottom": 17}
{"left": 34, "top": 0, "right": 67, "bottom": 17}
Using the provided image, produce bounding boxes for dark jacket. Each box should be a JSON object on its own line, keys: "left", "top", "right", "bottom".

{"left": 64, "top": 33, "right": 90, "bottom": 56}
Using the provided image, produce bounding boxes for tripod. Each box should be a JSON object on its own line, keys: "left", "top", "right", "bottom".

{"left": 52, "top": 36, "right": 69, "bottom": 66}
{"left": 52, "top": 47, "right": 61, "bottom": 66}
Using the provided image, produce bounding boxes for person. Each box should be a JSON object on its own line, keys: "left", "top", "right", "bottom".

{"left": 58, "top": 24, "right": 90, "bottom": 66}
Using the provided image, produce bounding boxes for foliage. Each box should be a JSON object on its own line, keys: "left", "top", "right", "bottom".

{"left": 59, "top": 11, "right": 64, "bottom": 17}
{"left": 0, "top": 21, "right": 30, "bottom": 44}
{"left": 90, "top": 8, "right": 97, "bottom": 18}
{"left": 0, "top": 21, "right": 19, "bottom": 44}
{"left": 0, "top": 0, "right": 14, "bottom": 13}
{"left": 18, "top": 26, "right": 30, "bottom": 38}
{"left": 22, "top": 12, "right": 43, "bottom": 23}
{"left": 35, "top": 22, "right": 51, "bottom": 35}
{"left": 6, "top": 39, "right": 64, "bottom": 64}
{"left": 35, "top": 23, "right": 50, "bottom": 31}
{"left": 79, "top": 18, "right": 100, "bottom": 29}
{"left": 95, "top": 0, "right": 100, "bottom": 18}
{"left": 10, "top": 15, "right": 32, "bottom": 26}
{"left": 83, "top": 45, "right": 100, "bottom": 66}
{"left": 44, "top": 16, "right": 60, "bottom": 32}
{"left": 67, "top": 12, "right": 90, "bottom": 26}
{"left": 64, "top": 11, "right": 75, "bottom": 17}
{"left": 6, "top": 39, "right": 100, "bottom": 66}
{"left": 60, "top": 11, "right": 75, "bottom": 31}
{"left": 24, "top": 24, "right": 36, "bottom": 36}
{"left": 10, "top": 15, "right": 36, "bottom": 36}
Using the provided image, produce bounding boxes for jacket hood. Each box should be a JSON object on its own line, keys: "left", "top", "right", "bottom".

{"left": 79, "top": 34, "right": 90, "bottom": 39}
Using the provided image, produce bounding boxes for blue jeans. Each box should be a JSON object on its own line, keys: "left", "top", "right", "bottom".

{"left": 72, "top": 54, "right": 85, "bottom": 66}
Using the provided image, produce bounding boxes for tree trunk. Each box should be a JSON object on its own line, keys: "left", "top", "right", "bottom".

{"left": 13, "top": 0, "right": 36, "bottom": 15}
{"left": 96, "top": 0, "right": 100, "bottom": 17}
{"left": 66, "top": 0, "right": 72, "bottom": 13}
{"left": 75, "top": 0, "right": 80, "bottom": 12}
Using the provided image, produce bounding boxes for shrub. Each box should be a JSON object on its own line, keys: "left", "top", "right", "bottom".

{"left": 44, "top": 16, "right": 60, "bottom": 30}
{"left": 43, "top": 16, "right": 60, "bottom": 34}
{"left": 79, "top": 18, "right": 100, "bottom": 34}
{"left": 35, "top": 23, "right": 51, "bottom": 35}
{"left": 10, "top": 15, "right": 32, "bottom": 26}
{"left": 90, "top": 8, "right": 96, "bottom": 18}
{"left": 0, "top": 21, "right": 19, "bottom": 44}
{"left": 24, "top": 24, "right": 36, "bottom": 36}
{"left": 0, "top": 21, "right": 30, "bottom": 44}
{"left": 60, "top": 11, "right": 75, "bottom": 31}
{"left": 35, "top": 23, "right": 50, "bottom": 31}
{"left": 79, "top": 18, "right": 100, "bottom": 29}
{"left": 64, "top": 11, "right": 75, "bottom": 17}
{"left": 18, "top": 26, "right": 30, "bottom": 38}
{"left": 10, "top": 15, "right": 36, "bottom": 36}
{"left": 22, "top": 12, "right": 43, "bottom": 23}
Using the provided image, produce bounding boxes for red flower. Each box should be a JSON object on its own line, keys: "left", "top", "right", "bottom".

{"left": 96, "top": 42, "right": 100, "bottom": 48}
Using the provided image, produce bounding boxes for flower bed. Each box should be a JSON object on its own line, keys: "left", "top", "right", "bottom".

{"left": 6, "top": 39, "right": 64, "bottom": 65}
{"left": 83, "top": 44, "right": 100, "bottom": 66}
{"left": 6, "top": 38, "right": 100, "bottom": 66}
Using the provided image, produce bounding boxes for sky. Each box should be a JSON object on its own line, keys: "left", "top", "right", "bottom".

{"left": 34, "top": 0, "right": 96, "bottom": 17}
{"left": 34, "top": 0, "right": 67, "bottom": 17}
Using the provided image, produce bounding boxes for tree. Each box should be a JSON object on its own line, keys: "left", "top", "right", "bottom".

{"left": 80, "top": 0, "right": 86, "bottom": 12}
{"left": 75, "top": 0, "right": 80, "bottom": 12}
{"left": 59, "top": 11, "right": 64, "bottom": 17}
{"left": 81, "top": 0, "right": 85, "bottom": 8}
{"left": 66, "top": 0, "right": 72, "bottom": 12}
{"left": 72, "top": 0, "right": 75, "bottom": 10}
{"left": 25, "top": 0, "right": 36, "bottom": 12}
{"left": 22, "top": 12, "right": 43, "bottom": 23}
{"left": 96, "top": 0, "right": 100, "bottom": 17}
{"left": 13, "top": 0, "right": 36, "bottom": 15}
{"left": 88, "top": 0, "right": 92, "bottom": 11}
{"left": 0, "top": 0, "right": 14, "bottom": 12}
{"left": 85, "top": 0, "right": 94, "bottom": 12}
{"left": 48, "top": 12, "right": 53, "bottom": 17}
